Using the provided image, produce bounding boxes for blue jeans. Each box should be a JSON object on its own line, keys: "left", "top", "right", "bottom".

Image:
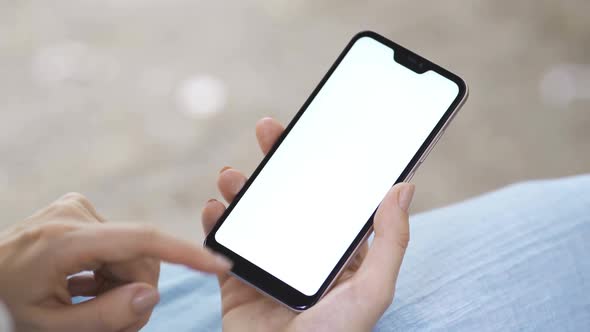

{"left": 145, "top": 175, "right": 590, "bottom": 331}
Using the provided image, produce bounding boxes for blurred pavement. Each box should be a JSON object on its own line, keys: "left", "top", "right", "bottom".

{"left": 1, "top": 0, "right": 589, "bottom": 241}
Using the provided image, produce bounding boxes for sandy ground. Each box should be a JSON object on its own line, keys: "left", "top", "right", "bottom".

{"left": 1, "top": 0, "right": 589, "bottom": 241}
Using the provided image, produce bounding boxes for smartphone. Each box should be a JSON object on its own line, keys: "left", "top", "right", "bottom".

{"left": 205, "top": 31, "right": 468, "bottom": 311}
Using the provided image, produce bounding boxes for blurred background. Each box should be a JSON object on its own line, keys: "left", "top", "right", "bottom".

{"left": 1, "top": 0, "right": 589, "bottom": 241}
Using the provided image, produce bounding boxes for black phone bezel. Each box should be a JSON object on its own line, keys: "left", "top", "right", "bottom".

{"left": 205, "top": 30, "right": 468, "bottom": 311}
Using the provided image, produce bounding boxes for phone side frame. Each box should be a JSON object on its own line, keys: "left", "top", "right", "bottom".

{"left": 405, "top": 85, "right": 470, "bottom": 181}
{"left": 316, "top": 84, "right": 469, "bottom": 311}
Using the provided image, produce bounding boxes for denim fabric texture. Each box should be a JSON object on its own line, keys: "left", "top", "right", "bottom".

{"left": 141, "top": 175, "right": 590, "bottom": 331}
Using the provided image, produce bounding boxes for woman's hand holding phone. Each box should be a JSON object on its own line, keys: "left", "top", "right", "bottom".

{"left": 202, "top": 117, "right": 415, "bottom": 332}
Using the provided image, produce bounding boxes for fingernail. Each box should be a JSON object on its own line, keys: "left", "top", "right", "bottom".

{"left": 219, "top": 166, "right": 232, "bottom": 174}
{"left": 398, "top": 184, "right": 415, "bottom": 213}
{"left": 214, "top": 254, "right": 233, "bottom": 270}
{"left": 207, "top": 198, "right": 217, "bottom": 203}
{"left": 131, "top": 287, "right": 159, "bottom": 315}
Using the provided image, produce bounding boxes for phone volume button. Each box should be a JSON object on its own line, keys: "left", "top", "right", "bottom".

{"left": 406, "top": 161, "right": 423, "bottom": 181}
{"left": 420, "top": 130, "right": 444, "bottom": 162}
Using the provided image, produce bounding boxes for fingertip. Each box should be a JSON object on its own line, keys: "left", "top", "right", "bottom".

{"left": 256, "top": 117, "right": 282, "bottom": 131}
{"left": 197, "top": 248, "right": 233, "bottom": 274}
{"left": 217, "top": 168, "right": 247, "bottom": 202}
{"left": 256, "top": 116, "right": 275, "bottom": 126}
{"left": 396, "top": 183, "right": 415, "bottom": 213}
{"left": 255, "top": 117, "right": 284, "bottom": 154}
{"left": 213, "top": 253, "right": 233, "bottom": 271}
{"left": 354, "top": 185, "right": 414, "bottom": 308}
{"left": 382, "top": 182, "right": 415, "bottom": 213}
{"left": 255, "top": 117, "right": 272, "bottom": 135}
{"left": 201, "top": 199, "right": 223, "bottom": 218}
{"left": 201, "top": 199, "right": 226, "bottom": 234}
{"left": 374, "top": 183, "right": 413, "bottom": 239}
{"left": 204, "top": 198, "right": 223, "bottom": 207}
{"left": 219, "top": 166, "right": 232, "bottom": 174}
{"left": 131, "top": 284, "right": 160, "bottom": 316}
{"left": 51, "top": 281, "right": 159, "bottom": 331}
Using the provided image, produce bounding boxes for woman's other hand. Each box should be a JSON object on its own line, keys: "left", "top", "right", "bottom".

{"left": 0, "top": 193, "right": 231, "bottom": 332}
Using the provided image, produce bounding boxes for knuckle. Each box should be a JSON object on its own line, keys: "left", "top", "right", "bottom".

{"left": 60, "top": 192, "right": 89, "bottom": 205}
{"left": 49, "top": 195, "right": 94, "bottom": 221}
{"left": 396, "top": 231, "right": 410, "bottom": 250}
{"left": 141, "top": 257, "right": 161, "bottom": 278}
{"left": 39, "top": 223, "right": 71, "bottom": 238}
{"left": 140, "top": 225, "right": 159, "bottom": 242}
{"left": 51, "top": 201, "right": 85, "bottom": 219}
{"left": 17, "top": 223, "right": 69, "bottom": 244}
{"left": 17, "top": 226, "right": 43, "bottom": 243}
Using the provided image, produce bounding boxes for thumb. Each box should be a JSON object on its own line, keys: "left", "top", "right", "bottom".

{"left": 52, "top": 283, "right": 159, "bottom": 332}
{"left": 354, "top": 183, "right": 414, "bottom": 311}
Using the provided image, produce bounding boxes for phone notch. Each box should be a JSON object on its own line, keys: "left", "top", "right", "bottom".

{"left": 393, "top": 48, "right": 429, "bottom": 74}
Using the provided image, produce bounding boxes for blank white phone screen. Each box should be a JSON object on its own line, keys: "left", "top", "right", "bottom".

{"left": 215, "top": 36, "right": 459, "bottom": 296}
